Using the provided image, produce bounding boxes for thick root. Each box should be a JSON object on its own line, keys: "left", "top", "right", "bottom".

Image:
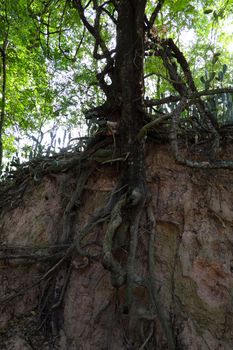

{"left": 102, "top": 196, "right": 127, "bottom": 287}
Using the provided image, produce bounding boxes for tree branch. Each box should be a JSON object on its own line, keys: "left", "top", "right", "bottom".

{"left": 160, "top": 38, "right": 219, "bottom": 131}
{"left": 137, "top": 98, "right": 189, "bottom": 140}
{"left": 73, "top": 0, "right": 113, "bottom": 61}
{"left": 169, "top": 98, "right": 233, "bottom": 169}
{"left": 100, "top": 2, "right": 117, "bottom": 24}
{"left": 145, "top": 87, "right": 233, "bottom": 107}
{"left": 148, "top": 0, "right": 165, "bottom": 29}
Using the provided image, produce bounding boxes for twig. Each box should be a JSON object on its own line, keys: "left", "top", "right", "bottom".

{"left": 51, "top": 263, "right": 73, "bottom": 309}
{"left": 0, "top": 245, "right": 74, "bottom": 309}
{"left": 139, "top": 322, "right": 154, "bottom": 350}
{"left": 148, "top": 0, "right": 165, "bottom": 29}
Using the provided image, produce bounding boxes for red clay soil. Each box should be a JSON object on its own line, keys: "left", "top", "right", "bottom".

{"left": 0, "top": 144, "right": 233, "bottom": 349}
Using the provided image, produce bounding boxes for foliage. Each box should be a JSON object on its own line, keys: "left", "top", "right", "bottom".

{"left": 0, "top": 0, "right": 232, "bottom": 166}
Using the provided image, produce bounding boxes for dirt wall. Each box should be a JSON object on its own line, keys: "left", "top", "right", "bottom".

{"left": 0, "top": 145, "right": 233, "bottom": 349}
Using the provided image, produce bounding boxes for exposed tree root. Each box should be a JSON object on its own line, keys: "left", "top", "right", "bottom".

{"left": 61, "top": 160, "right": 96, "bottom": 243}
{"left": 75, "top": 174, "right": 129, "bottom": 259}
{"left": 0, "top": 139, "right": 173, "bottom": 347}
{"left": 139, "top": 322, "right": 154, "bottom": 350}
{"left": 51, "top": 262, "right": 73, "bottom": 310}
{"left": 0, "top": 244, "right": 68, "bottom": 262}
{"left": 126, "top": 200, "right": 145, "bottom": 310}
{"left": 102, "top": 195, "right": 127, "bottom": 287}
{"left": 147, "top": 201, "right": 176, "bottom": 350}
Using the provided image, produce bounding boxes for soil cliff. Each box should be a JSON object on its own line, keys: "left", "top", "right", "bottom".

{"left": 0, "top": 144, "right": 233, "bottom": 349}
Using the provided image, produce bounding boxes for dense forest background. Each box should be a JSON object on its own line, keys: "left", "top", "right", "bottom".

{"left": 1, "top": 0, "right": 233, "bottom": 169}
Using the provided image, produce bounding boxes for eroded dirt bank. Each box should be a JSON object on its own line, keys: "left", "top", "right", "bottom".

{"left": 0, "top": 144, "right": 233, "bottom": 349}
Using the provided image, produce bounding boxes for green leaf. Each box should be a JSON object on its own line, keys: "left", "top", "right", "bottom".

{"left": 177, "top": 0, "right": 187, "bottom": 11}
{"left": 200, "top": 76, "right": 206, "bottom": 84}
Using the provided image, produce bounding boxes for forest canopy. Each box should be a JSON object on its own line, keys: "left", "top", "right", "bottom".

{"left": 0, "top": 0, "right": 233, "bottom": 169}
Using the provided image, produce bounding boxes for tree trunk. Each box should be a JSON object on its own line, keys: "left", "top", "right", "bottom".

{"left": 114, "top": 0, "right": 146, "bottom": 141}
{"left": 109, "top": 0, "right": 148, "bottom": 312}
{"left": 111, "top": 0, "right": 147, "bottom": 194}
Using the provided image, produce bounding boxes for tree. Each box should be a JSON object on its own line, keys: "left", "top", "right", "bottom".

{"left": 1, "top": 0, "right": 233, "bottom": 348}
{"left": 0, "top": 0, "right": 58, "bottom": 166}
{"left": 0, "top": 0, "right": 10, "bottom": 167}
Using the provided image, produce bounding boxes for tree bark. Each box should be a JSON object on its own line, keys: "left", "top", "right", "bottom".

{"left": 111, "top": 0, "right": 148, "bottom": 312}
{"left": 114, "top": 0, "right": 146, "bottom": 141}
{"left": 111, "top": 0, "right": 147, "bottom": 193}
